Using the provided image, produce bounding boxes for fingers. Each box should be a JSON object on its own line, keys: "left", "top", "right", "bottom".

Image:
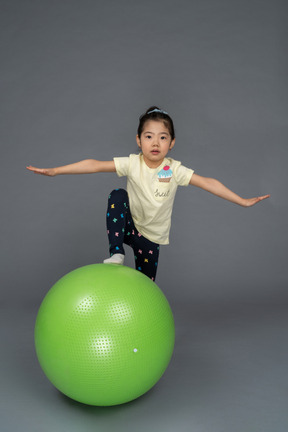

{"left": 259, "top": 194, "right": 270, "bottom": 201}
{"left": 245, "top": 194, "right": 270, "bottom": 207}
{"left": 26, "top": 166, "right": 43, "bottom": 174}
{"left": 26, "top": 166, "right": 51, "bottom": 176}
{"left": 254, "top": 195, "right": 270, "bottom": 205}
{"left": 26, "top": 165, "right": 38, "bottom": 173}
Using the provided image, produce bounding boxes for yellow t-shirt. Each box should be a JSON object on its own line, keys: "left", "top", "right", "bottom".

{"left": 114, "top": 154, "right": 194, "bottom": 245}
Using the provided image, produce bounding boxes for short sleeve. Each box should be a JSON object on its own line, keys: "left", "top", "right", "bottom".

{"left": 174, "top": 163, "right": 194, "bottom": 186}
{"left": 113, "top": 157, "right": 130, "bottom": 177}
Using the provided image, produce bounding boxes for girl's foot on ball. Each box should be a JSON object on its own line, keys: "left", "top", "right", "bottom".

{"left": 103, "top": 254, "right": 125, "bottom": 265}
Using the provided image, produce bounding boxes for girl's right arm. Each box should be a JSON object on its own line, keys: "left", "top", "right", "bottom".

{"left": 26, "top": 160, "right": 116, "bottom": 176}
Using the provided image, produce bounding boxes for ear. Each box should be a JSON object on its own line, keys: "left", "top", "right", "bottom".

{"left": 169, "top": 138, "right": 175, "bottom": 150}
{"left": 136, "top": 135, "right": 141, "bottom": 149}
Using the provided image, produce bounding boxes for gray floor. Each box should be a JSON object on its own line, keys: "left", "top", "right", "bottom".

{"left": 2, "top": 296, "right": 288, "bottom": 432}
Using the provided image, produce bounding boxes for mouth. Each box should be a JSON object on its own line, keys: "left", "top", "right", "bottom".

{"left": 151, "top": 150, "right": 160, "bottom": 155}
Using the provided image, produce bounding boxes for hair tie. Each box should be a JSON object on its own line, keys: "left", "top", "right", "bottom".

{"left": 147, "top": 108, "right": 168, "bottom": 115}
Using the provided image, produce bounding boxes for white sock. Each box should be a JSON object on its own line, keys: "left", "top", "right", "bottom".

{"left": 103, "top": 253, "right": 125, "bottom": 265}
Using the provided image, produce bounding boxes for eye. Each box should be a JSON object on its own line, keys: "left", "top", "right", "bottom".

{"left": 161, "top": 136, "right": 167, "bottom": 140}
{"left": 146, "top": 135, "right": 152, "bottom": 139}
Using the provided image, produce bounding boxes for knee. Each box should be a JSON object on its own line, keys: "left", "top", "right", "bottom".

{"left": 108, "top": 188, "right": 128, "bottom": 203}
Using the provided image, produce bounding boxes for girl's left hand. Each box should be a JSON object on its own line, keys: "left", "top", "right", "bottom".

{"left": 242, "top": 194, "right": 270, "bottom": 207}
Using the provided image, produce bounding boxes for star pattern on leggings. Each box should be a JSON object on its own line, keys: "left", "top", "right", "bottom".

{"left": 106, "top": 190, "right": 159, "bottom": 281}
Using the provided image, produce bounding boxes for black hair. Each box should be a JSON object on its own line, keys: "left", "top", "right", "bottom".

{"left": 137, "top": 106, "right": 175, "bottom": 140}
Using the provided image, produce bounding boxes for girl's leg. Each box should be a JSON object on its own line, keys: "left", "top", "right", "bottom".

{"left": 131, "top": 231, "right": 160, "bottom": 281}
{"left": 104, "top": 189, "right": 131, "bottom": 263}
{"left": 104, "top": 188, "right": 160, "bottom": 280}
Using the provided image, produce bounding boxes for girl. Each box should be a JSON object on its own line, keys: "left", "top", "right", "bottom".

{"left": 27, "top": 106, "right": 270, "bottom": 281}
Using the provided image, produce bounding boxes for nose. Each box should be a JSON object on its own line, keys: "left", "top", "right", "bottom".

{"left": 152, "top": 138, "right": 159, "bottom": 147}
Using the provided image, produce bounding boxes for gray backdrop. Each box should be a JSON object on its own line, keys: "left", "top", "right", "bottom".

{"left": 1, "top": 0, "right": 287, "bottom": 431}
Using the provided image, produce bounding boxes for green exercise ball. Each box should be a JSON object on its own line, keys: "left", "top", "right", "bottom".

{"left": 35, "top": 264, "right": 175, "bottom": 406}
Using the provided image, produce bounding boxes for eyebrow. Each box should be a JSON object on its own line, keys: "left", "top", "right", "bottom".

{"left": 144, "top": 131, "right": 169, "bottom": 135}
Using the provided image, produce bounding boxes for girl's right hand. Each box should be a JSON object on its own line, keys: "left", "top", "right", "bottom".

{"left": 26, "top": 165, "right": 57, "bottom": 176}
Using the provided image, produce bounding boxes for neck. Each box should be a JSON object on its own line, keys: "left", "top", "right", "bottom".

{"left": 141, "top": 154, "right": 165, "bottom": 169}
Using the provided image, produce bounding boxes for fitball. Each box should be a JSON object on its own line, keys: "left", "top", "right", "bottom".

{"left": 34, "top": 264, "right": 175, "bottom": 406}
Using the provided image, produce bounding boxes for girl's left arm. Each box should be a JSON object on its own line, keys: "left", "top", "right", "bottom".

{"left": 189, "top": 174, "right": 270, "bottom": 207}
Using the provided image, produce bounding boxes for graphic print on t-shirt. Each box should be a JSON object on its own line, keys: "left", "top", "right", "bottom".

{"left": 157, "top": 165, "right": 173, "bottom": 183}
{"left": 154, "top": 166, "right": 172, "bottom": 200}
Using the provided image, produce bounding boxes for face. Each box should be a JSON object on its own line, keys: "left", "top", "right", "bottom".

{"left": 136, "top": 120, "right": 175, "bottom": 168}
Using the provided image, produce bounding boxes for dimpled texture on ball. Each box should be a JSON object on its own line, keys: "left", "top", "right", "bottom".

{"left": 34, "top": 264, "right": 175, "bottom": 406}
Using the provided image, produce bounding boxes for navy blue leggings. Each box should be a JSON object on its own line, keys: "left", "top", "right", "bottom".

{"left": 106, "top": 189, "right": 160, "bottom": 281}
